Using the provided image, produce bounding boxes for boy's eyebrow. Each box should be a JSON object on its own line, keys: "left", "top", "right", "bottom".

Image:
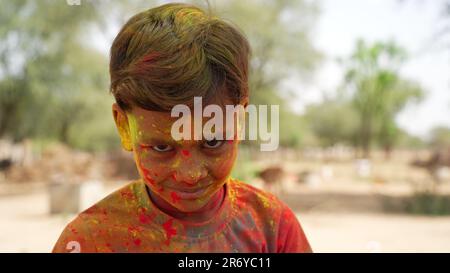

{"left": 139, "top": 136, "right": 202, "bottom": 146}
{"left": 139, "top": 136, "right": 179, "bottom": 145}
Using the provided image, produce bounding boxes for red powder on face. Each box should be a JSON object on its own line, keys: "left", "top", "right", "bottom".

{"left": 139, "top": 161, "right": 156, "bottom": 186}
{"left": 171, "top": 191, "right": 181, "bottom": 204}
{"left": 162, "top": 219, "right": 177, "bottom": 245}
{"left": 181, "top": 150, "right": 190, "bottom": 157}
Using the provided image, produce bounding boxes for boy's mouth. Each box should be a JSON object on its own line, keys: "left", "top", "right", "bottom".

{"left": 168, "top": 185, "right": 212, "bottom": 200}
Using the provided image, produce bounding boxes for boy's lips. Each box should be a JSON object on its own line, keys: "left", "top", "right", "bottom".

{"left": 168, "top": 185, "right": 212, "bottom": 200}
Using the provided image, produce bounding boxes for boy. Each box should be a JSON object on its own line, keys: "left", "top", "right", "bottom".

{"left": 52, "top": 2, "right": 311, "bottom": 253}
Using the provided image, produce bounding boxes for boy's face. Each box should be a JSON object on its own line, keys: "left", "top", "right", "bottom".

{"left": 112, "top": 102, "right": 239, "bottom": 213}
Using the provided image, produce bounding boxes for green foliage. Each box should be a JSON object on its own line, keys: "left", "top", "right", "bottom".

{"left": 406, "top": 191, "right": 450, "bottom": 216}
{"left": 0, "top": 1, "right": 117, "bottom": 150}
{"left": 343, "top": 39, "right": 425, "bottom": 156}
{"left": 217, "top": 0, "right": 320, "bottom": 89}
{"left": 304, "top": 99, "right": 359, "bottom": 147}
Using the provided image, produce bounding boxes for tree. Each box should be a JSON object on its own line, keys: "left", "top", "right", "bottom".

{"left": 0, "top": 1, "right": 113, "bottom": 147}
{"left": 303, "top": 99, "right": 359, "bottom": 147}
{"left": 343, "top": 40, "right": 424, "bottom": 158}
{"left": 376, "top": 78, "right": 424, "bottom": 158}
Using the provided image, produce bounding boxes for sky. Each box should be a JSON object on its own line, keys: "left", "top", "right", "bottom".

{"left": 290, "top": 0, "right": 450, "bottom": 139}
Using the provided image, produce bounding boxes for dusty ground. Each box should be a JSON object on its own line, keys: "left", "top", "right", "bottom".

{"left": 299, "top": 211, "right": 450, "bottom": 252}
{"left": 1, "top": 181, "right": 450, "bottom": 253}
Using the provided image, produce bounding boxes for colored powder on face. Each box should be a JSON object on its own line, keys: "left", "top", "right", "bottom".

{"left": 171, "top": 191, "right": 181, "bottom": 204}
{"left": 139, "top": 161, "right": 156, "bottom": 186}
{"left": 181, "top": 149, "right": 190, "bottom": 157}
{"left": 172, "top": 158, "right": 181, "bottom": 168}
{"left": 126, "top": 114, "right": 139, "bottom": 142}
{"left": 162, "top": 219, "right": 177, "bottom": 245}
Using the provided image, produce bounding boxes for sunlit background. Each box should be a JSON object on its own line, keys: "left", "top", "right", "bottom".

{"left": 0, "top": 0, "right": 449, "bottom": 252}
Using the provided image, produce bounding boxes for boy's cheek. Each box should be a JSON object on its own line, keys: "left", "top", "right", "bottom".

{"left": 134, "top": 153, "right": 164, "bottom": 187}
{"left": 209, "top": 148, "right": 238, "bottom": 179}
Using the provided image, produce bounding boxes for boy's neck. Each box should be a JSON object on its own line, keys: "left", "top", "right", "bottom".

{"left": 145, "top": 184, "right": 225, "bottom": 223}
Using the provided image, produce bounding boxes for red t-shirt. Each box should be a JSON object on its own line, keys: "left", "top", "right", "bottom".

{"left": 52, "top": 178, "right": 312, "bottom": 253}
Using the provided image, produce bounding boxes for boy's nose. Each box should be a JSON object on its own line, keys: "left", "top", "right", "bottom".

{"left": 174, "top": 162, "right": 208, "bottom": 186}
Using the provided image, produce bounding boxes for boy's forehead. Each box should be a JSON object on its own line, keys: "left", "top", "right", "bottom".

{"left": 129, "top": 98, "right": 237, "bottom": 123}
{"left": 130, "top": 107, "right": 177, "bottom": 125}
{"left": 127, "top": 103, "right": 237, "bottom": 139}
{"left": 127, "top": 108, "right": 176, "bottom": 139}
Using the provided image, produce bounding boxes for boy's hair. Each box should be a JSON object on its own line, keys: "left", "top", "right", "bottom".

{"left": 109, "top": 3, "right": 251, "bottom": 111}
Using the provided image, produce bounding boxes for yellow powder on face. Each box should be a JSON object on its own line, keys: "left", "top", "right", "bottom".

{"left": 126, "top": 114, "right": 139, "bottom": 142}
{"left": 172, "top": 157, "right": 181, "bottom": 168}
{"left": 116, "top": 115, "right": 133, "bottom": 150}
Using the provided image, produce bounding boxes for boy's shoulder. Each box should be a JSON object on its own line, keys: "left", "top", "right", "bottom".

{"left": 227, "top": 178, "right": 290, "bottom": 215}
{"left": 76, "top": 179, "right": 146, "bottom": 219}
{"left": 226, "top": 178, "right": 310, "bottom": 252}
{"left": 52, "top": 180, "right": 146, "bottom": 252}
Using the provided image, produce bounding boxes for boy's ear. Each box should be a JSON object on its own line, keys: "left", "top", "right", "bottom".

{"left": 112, "top": 103, "right": 133, "bottom": 151}
{"left": 242, "top": 97, "right": 249, "bottom": 108}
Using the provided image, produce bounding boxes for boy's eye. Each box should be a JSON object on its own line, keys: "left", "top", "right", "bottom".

{"left": 152, "top": 144, "right": 174, "bottom": 152}
{"left": 202, "top": 139, "right": 223, "bottom": 149}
